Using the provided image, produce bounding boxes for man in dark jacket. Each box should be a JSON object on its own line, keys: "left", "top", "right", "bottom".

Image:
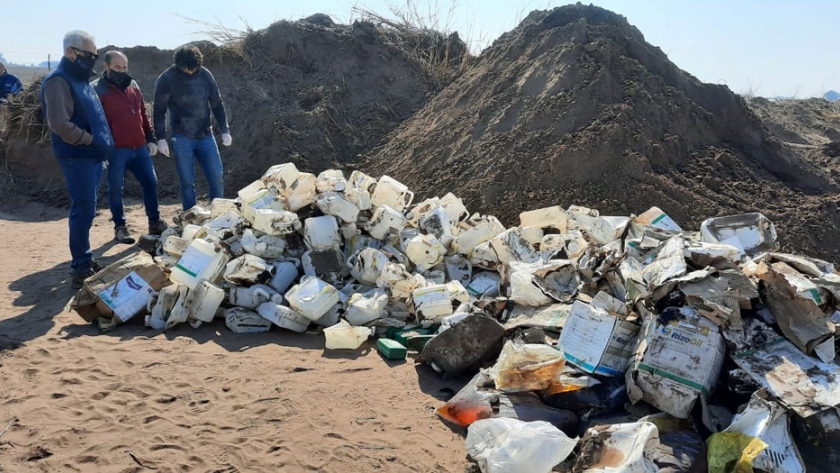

{"left": 41, "top": 30, "right": 114, "bottom": 290}
{"left": 153, "top": 44, "right": 232, "bottom": 210}
{"left": 0, "top": 61, "right": 24, "bottom": 103}
{"left": 93, "top": 50, "right": 167, "bottom": 244}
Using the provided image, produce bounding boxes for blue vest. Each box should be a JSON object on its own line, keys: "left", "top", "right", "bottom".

{"left": 41, "top": 57, "right": 114, "bottom": 159}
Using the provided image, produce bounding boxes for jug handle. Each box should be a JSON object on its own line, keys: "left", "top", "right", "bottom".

{"left": 403, "top": 190, "right": 415, "bottom": 209}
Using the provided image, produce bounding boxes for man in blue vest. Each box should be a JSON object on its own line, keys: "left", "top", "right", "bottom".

{"left": 42, "top": 30, "right": 115, "bottom": 290}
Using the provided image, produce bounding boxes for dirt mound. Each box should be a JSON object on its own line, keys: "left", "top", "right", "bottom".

{"left": 365, "top": 4, "right": 840, "bottom": 261}
{"left": 0, "top": 17, "right": 465, "bottom": 208}
{"left": 749, "top": 97, "right": 840, "bottom": 146}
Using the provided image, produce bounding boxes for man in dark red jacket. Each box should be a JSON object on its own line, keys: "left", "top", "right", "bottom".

{"left": 93, "top": 50, "right": 167, "bottom": 244}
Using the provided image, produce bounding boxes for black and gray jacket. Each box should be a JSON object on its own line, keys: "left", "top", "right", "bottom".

{"left": 153, "top": 66, "right": 229, "bottom": 140}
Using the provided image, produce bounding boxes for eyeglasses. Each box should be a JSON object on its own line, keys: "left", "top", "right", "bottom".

{"left": 71, "top": 47, "right": 100, "bottom": 60}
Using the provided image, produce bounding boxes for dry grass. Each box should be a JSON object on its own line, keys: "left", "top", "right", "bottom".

{"left": 1, "top": 76, "right": 48, "bottom": 143}
{"left": 179, "top": 15, "right": 256, "bottom": 67}
{"left": 352, "top": 1, "right": 470, "bottom": 90}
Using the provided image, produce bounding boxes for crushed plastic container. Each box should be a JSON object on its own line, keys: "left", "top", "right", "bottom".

{"left": 224, "top": 254, "right": 273, "bottom": 285}
{"left": 410, "top": 284, "right": 453, "bottom": 320}
{"left": 187, "top": 280, "right": 225, "bottom": 323}
{"left": 345, "top": 288, "right": 389, "bottom": 326}
{"left": 170, "top": 238, "right": 230, "bottom": 289}
{"left": 490, "top": 340, "right": 567, "bottom": 392}
{"left": 301, "top": 249, "right": 344, "bottom": 281}
{"left": 519, "top": 205, "right": 569, "bottom": 232}
{"left": 240, "top": 189, "right": 287, "bottom": 223}
{"left": 181, "top": 224, "right": 206, "bottom": 241}
{"left": 229, "top": 284, "right": 282, "bottom": 310}
{"left": 261, "top": 162, "right": 300, "bottom": 193}
{"left": 419, "top": 206, "right": 453, "bottom": 242}
{"left": 349, "top": 247, "right": 390, "bottom": 285}
{"left": 163, "top": 235, "right": 190, "bottom": 256}
{"left": 348, "top": 169, "right": 377, "bottom": 193}
{"left": 257, "top": 302, "right": 310, "bottom": 333}
{"left": 209, "top": 198, "right": 239, "bottom": 218}
{"left": 452, "top": 216, "right": 505, "bottom": 256}
{"left": 285, "top": 276, "right": 340, "bottom": 322}
{"left": 590, "top": 216, "right": 631, "bottom": 245}
{"left": 445, "top": 254, "right": 472, "bottom": 287}
{"left": 370, "top": 175, "right": 414, "bottom": 211}
{"left": 225, "top": 307, "right": 272, "bottom": 333}
{"left": 439, "top": 192, "right": 470, "bottom": 224}
{"left": 405, "top": 233, "right": 446, "bottom": 271}
{"left": 364, "top": 205, "right": 407, "bottom": 240}
{"left": 315, "top": 169, "right": 347, "bottom": 193}
{"left": 324, "top": 320, "right": 373, "bottom": 349}
{"left": 467, "top": 272, "right": 501, "bottom": 298}
{"left": 240, "top": 229, "right": 286, "bottom": 259}
{"left": 252, "top": 208, "right": 301, "bottom": 236}
{"left": 315, "top": 191, "right": 359, "bottom": 224}
{"left": 175, "top": 205, "right": 212, "bottom": 226}
{"left": 700, "top": 212, "right": 778, "bottom": 257}
{"left": 283, "top": 172, "right": 317, "bottom": 212}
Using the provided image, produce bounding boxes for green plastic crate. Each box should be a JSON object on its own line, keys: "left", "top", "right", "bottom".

{"left": 377, "top": 338, "right": 407, "bottom": 360}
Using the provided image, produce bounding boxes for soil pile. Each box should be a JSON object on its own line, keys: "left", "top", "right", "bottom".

{"left": 365, "top": 4, "right": 840, "bottom": 261}
{"left": 0, "top": 17, "right": 465, "bottom": 207}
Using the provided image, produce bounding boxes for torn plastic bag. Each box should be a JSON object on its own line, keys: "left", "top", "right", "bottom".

{"left": 707, "top": 391, "right": 805, "bottom": 473}
{"left": 436, "top": 371, "right": 577, "bottom": 433}
{"left": 572, "top": 420, "right": 659, "bottom": 472}
{"left": 466, "top": 418, "right": 577, "bottom": 473}
{"left": 489, "top": 341, "right": 566, "bottom": 392}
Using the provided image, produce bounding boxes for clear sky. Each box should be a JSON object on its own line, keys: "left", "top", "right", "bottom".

{"left": 1, "top": 0, "right": 836, "bottom": 98}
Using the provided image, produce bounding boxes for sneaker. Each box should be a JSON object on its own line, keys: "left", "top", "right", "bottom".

{"left": 91, "top": 260, "right": 104, "bottom": 272}
{"left": 148, "top": 220, "right": 168, "bottom": 236}
{"left": 115, "top": 226, "right": 136, "bottom": 244}
{"left": 71, "top": 270, "right": 95, "bottom": 291}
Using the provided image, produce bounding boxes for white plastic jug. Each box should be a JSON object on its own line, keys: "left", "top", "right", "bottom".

{"left": 419, "top": 207, "right": 453, "bottom": 242}
{"left": 261, "top": 163, "right": 300, "bottom": 191}
{"left": 284, "top": 173, "right": 317, "bottom": 211}
{"left": 439, "top": 192, "right": 469, "bottom": 224}
{"left": 237, "top": 179, "right": 267, "bottom": 201}
{"left": 241, "top": 189, "right": 287, "bottom": 223}
{"left": 225, "top": 307, "right": 272, "bottom": 333}
{"left": 252, "top": 208, "right": 301, "bottom": 236}
{"left": 163, "top": 235, "right": 190, "bottom": 257}
{"left": 230, "top": 284, "right": 283, "bottom": 310}
{"left": 146, "top": 283, "right": 182, "bottom": 329}
{"left": 399, "top": 228, "right": 422, "bottom": 252}
{"left": 344, "top": 288, "right": 389, "bottom": 326}
{"left": 365, "top": 205, "right": 407, "bottom": 240}
{"left": 489, "top": 228, "right": 537, "bottom": 264}
{"left": 175, "top": 205, "right": 211, "bottom": 226}
{"left": 445, "top": 254, "right": 472, "bottom": 286}
{"left": 224, "top": 254, "right": 273, "bottom": 285}
{"left": 347, "top": 235, "right": 382, "bottom": 259}
{"left": 590, "top": 216, "right": 631, "bottom": 245}
{"left": 181, "top": 224, "right": 206, "bottom": 241}
{"left": 343, "top": 187, "right": 372, "bottom": 211}
{"left": 407, "top": 198, "right": 440, "bottom": 227}
{"left": 324, "top": 320, "right": 372, "bottom": 350}
{"left": 445, "top": 280, "right": 471, "bottom": 303}
{"left": 370, "top": 175, "right": 414, "bottom": 211}
{"left": 405, "top": 233, "right": 446, "bottom": 271}
{"left": 241, "top": 229, "right": 286, "bottom": 259}
{"left": 314, "top": 302, "right": 343, "bottom": 328}
{"left": 471, "top": 241, "right": 501, "bottom": 271}
{"left": 187, "top": 280, "right": 225, "bottom": 323}
{"left": 257, "top": 302, "right": 310, "bottom": 333}
{"left": 410, "top": 284, "right": 453, "bottom": 320}
{"left": 285, "top": 276, "right": 341, "bottom": 322}
{"left": 518, "top": 226, "right": 545, "bottom": 246}
{"left": 171, "top": 238, "right": 230, "bottom": 289}
{"left": 315, "top": 169, "right": 348, "bottom": 193}
{"left": 519, "top": 205, "right": 569, "bottom": 232}
{"left": 304, "top": 216, "right": 342, "bottom": 251}
{"left": 316, "top": 192, "right": 359, "bottom": 224}
{"left": 451, "top": 217, "right": 505, "bottom": 256}
{"left": 269, "top": 261, "right": 299, "bottom": 294}
{"left": 209, "top": 198, "right": 240, "bottom": 218}
{"left": 165, "top": 284, "right": 191, "bottom": 329}
{"left": 349, "top": 247, "right": 390, "bottom": 285}
{"left": 340, "top": 223, "right": 361, "bottom": 241}
{"left": 348, "top": 170, "right": 378, "bottom": 193}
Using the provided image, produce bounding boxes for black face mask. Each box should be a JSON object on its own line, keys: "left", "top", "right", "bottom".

{"left": 74, "top": 55, "right": 97, "bottom": 74}
{"left": 107, "top": 70, "right": 131, "bottom": 88}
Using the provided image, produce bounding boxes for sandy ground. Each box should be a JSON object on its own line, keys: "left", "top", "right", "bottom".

{"left": 0, "top": 196, "right": 470, "bottom": 473}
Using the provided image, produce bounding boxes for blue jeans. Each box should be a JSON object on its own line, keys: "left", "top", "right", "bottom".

{"left": 56, "top": 156, "right": 104, "bottom": 274}
{"left": 107, "top": 146, "right": 160, "bottom": 228}
{"left": 170, "top": 133, "right": 224, "bottom": 210}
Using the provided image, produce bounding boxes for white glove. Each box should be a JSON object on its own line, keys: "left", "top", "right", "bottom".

{"left": 146, "top": 142, "right": 158, "bottom": 156}
{"left": 221, "top": 133, "right": 232, "bottom": 147}
{"left": 157, "top": 139, "right": 170, "bottom": 157}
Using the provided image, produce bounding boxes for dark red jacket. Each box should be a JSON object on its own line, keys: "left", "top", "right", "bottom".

{"left": 92, "top": 75, "right": 154, "bottom": 148}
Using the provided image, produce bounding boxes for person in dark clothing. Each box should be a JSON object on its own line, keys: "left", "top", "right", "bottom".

{"left": 93, "top": 50, "right": 167, "bottom": 244}
{"left": 153, "top": 44, "right": 232, "bottom": 210}
{"left": 41, "top": 30, "right": 114, "bottom": 290}
{"left": 0, "top": 61, "right": 24, "bottom": 103}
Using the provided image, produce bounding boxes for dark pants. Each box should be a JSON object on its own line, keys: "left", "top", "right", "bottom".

{"left": 171, "top": 133, "right": 224, "bottom": 210}
{"left": 107, "top": 146, "right": 160, "bottom": 228}
{"left": 56, "top": 156, "right": 104, "bottom": 275}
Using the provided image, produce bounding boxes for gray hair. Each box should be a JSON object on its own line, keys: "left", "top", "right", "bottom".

{"left": 104, "top": 50, "right": 127, "bottom": 65}
{"left": 63, "top": 30, "right": 95, "bottom": 50}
